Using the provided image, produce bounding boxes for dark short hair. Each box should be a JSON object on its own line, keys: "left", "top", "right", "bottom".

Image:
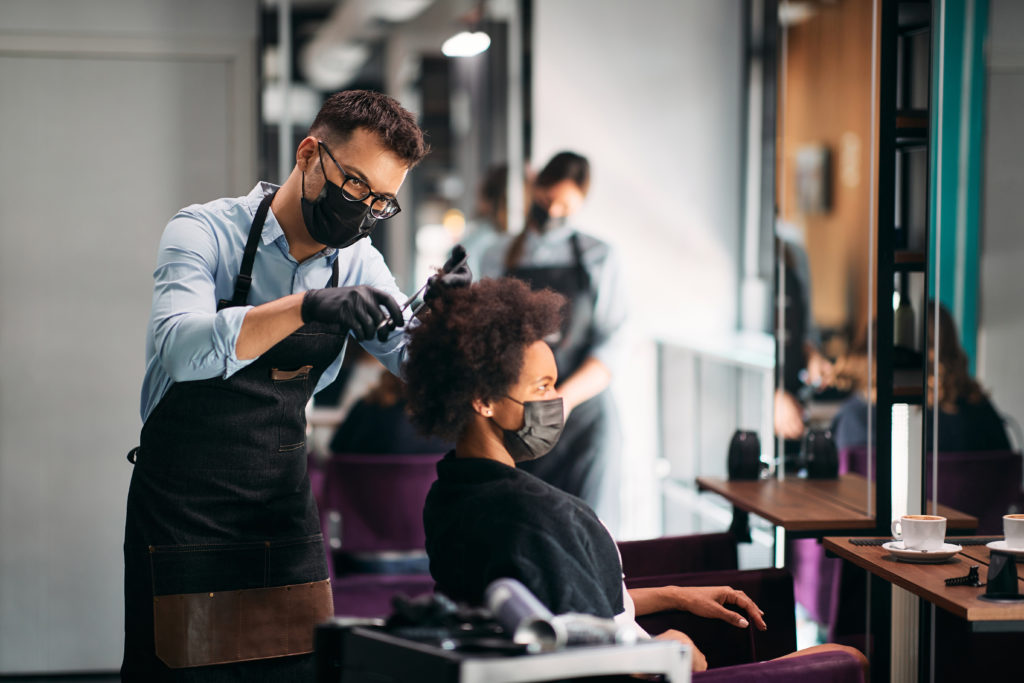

{"left": 310, "top": 89, "right": 430, "bottom": 167}
{"left": 480, "top": 163, "right": 509, "bottom": 208}
{"left": 535, "top": 151, "right": 590, "bottom": 195}
{"left": 403, "top": 278, "right": 565, "bottom": 440}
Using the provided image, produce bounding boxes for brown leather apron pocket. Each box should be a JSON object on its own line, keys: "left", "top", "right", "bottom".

{"left": 153, "top": 578, "right": 333, "bottom": 668}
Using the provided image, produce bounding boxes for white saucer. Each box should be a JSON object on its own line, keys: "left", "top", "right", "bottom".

{"left": 882, "top": 541, "right": 962, "bottom": 563}
{"left": 986, "top": 540, "right": 1024, "bottom": 557}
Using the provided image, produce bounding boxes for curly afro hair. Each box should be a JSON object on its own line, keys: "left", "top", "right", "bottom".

{"left": 403, "top": 277, "right": 565, "bottom": 441}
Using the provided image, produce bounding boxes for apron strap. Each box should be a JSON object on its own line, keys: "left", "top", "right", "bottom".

{"left": 569, "top": 232, "right": 592, "bottom": 293}
{"left": 218, "top": 189, "right": 278, "bottom": 311}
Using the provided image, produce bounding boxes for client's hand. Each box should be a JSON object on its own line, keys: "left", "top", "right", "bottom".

{"left": 676, "top": 586, "right": 767, "bottom": 631}
{"left": 654, "top": 630, "right": 707, "bottom": 672}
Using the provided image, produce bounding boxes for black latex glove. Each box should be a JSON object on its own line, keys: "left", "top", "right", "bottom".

{"left": 424, "top": 245, "right": 472, "bottom": 304}
{"left": 301, "top": 285, "right": 404, "bottom": 342}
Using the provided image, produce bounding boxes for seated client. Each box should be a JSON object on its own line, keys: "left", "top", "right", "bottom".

{"left": 403, "top": 278, "right": 865, "bottom": 673}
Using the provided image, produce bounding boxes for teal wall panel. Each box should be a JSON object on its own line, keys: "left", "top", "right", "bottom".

{"left": 929, "top": 0, "right": 988, "bottom": 370}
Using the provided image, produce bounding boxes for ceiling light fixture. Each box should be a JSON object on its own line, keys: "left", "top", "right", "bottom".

{"left": 441, "top": 30, "right": 491, "bottom": 58}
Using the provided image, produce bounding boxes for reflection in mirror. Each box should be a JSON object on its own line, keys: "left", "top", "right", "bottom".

{"left": 775, "top": 0, "right": 875, "bottom": 501}
{"left": 929, "top": 0, "right": 1023, "bottom": 535}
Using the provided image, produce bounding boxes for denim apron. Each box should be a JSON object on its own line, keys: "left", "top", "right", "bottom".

{"left": 122, "top": 190, "right": 342, "bottom": 681}
{"left": 506, "top": 232, "right": 615, "bottom": 509}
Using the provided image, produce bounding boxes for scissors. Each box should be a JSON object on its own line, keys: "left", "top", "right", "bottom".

{"left": 375, "top": 246, "right": 469, "bottom": 337}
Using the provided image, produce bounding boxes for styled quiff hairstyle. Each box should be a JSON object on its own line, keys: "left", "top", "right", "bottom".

{"left": 309, "top": 89, "right": 429, "bottom": 167}
{"left": 403, "top": 278, "right": 565, "bottom": 441}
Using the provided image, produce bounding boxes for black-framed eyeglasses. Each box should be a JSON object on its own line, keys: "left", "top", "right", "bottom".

{"left": 317, "top": 140, "right": 402, "bottom": 220}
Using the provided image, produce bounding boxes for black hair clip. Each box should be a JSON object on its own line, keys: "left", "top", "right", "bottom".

{"left": 945, "top": 565, "right": 983, "bottom": 587}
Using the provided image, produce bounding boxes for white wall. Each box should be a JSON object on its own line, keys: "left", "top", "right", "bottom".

{"left": 532, "top": 0, "right": 745, "bottom": 537}
{"left": 978, "top": 0, "right": 1024, "bottom": 441}
{"left": 0, "top": 0, "right": 257, "bottom": 672}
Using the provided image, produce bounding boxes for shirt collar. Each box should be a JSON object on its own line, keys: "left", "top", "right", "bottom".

{"left": 529, "top": 222, "right": 575, "bottom": 245}
{"left": 246, "top": 181, "right": 339, "bottom": 265}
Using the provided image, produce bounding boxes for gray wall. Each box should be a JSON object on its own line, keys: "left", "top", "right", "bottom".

{"left": 532, "top": 0, "right": 745, "bottom": 536}
{"left": 532, "top": 0, "right": 743, "bottom": 339}
{"left": 979, "top": 0, "right": 1024, "bottom": 441}
{"left": 0, "top": 0, "right": 257, "bottom": 672}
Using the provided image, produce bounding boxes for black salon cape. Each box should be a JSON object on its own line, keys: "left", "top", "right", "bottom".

{"left": 423, "top": 451, "right": 624, "bottom": 618}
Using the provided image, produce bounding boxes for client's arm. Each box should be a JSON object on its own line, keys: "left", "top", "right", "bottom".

{"left": 627, "top": 585, "right": 767, "bottom": 630}
{"left": 653, "top": 630, "right": 708, "bottom": 672}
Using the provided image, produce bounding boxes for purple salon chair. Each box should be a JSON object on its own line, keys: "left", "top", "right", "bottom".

{"left": 925, "top": 450, "right": 1024, "bottom": 533}
{"left": 693, "top": 650, "right": 864, "bottom": 682}
{"left": 619, "top": 534, "right": 863, "bottom": 681}
{"left": 320, "top": 452, "right": 444, "bottom": 618}
{"left": 840, "top": 446, "right": 1023, "bottom": 531}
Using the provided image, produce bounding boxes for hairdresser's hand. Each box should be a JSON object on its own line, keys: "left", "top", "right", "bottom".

{"left": 654, "top": 630, "right": 707, "bottom": 672}
{"left": 301, "top": 285, "right": 404, "bottom": 342}
{"left": 675, "top": 586, "right": 767, "bottom": 631}
{"left": 424, "top": 245, "right": 472, "bottom": 304}
{"left": 774, "top": 389, "right": 805, "bottom": 440}
{"left": 806, "top": 348, "right": 836, "bottom": 388}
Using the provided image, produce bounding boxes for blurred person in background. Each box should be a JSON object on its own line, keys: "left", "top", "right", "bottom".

{"left": 774, "top": 229, "right": 836, "bottom": 442}
{"left": 478, "top": 151, "right": 627, "bottom": 528}
{"left": 329, "top": 354, "right": 452, "bottom": 455}
{"left": 459, "top": 163, "right": 510, "bottom": 278}
{"left": 831, "top": 302, "right": 1011, "bottom": 452}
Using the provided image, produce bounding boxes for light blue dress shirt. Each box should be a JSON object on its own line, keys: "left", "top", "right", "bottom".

{"left": 478, "top": 224, "right": 628, "bottom": 373}
{"left": 140, "top": 182, "right": 410, "bottom": 422}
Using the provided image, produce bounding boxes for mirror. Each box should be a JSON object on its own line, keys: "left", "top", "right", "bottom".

{"left": 774, "top": 0, "right": 877, "bottom": 495}
{"left": 929, "top": 0, "right": 1022, "bottom": 533}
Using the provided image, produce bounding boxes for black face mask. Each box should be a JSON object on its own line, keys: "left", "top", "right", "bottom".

{"left": 500, "top": 396, "right": 565, "bottom": 462}
{"left": 527, "top": 201, "right": 567, "bottom": 234}
{"left": 301, "top": 153, "right": 378, "bottom": 249}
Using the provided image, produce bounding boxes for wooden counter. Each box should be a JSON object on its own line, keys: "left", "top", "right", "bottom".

{"left": 823, "top": 537, "right": 1024, "bottom": 626}
{"left": 695, "top": 473, "right": 977, "bottom": 533}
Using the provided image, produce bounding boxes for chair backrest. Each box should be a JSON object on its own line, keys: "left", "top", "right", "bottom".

{"left": 926, "top": 450, "right": 1024, "bottom": 533}
{"left": 839, "top": 447, "right": 1024, "bottom": 534}
{"left": 618, "top": 532, "right": 739, "bottom": 577}
{"left": 321, "top": 452, "right": 443, "bottom": 554}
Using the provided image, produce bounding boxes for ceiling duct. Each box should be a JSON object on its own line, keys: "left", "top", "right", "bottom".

{"left": 301, "top": 0, "right": 435, "bottom": 90}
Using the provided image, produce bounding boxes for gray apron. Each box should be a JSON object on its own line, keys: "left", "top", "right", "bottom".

{"left": 507, "top": 233, "right": 617, "bottom": 511}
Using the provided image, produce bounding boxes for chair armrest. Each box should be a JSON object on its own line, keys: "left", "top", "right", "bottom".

{"left": 618, "top": 533, "right": 738, "bottom": 577}
{"left": 626, "top": 568, "right": 797, "bottom": 666}
{"left": 693, "top": 650, "right": 864, "bottom": 683}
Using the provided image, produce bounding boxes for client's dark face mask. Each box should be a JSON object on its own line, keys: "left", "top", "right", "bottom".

{"left": 499, "top": 396, "right": 565, "bottom": 462}
{"left": 527, "top": 201, "right": 568, "bottom": 234}
{"left": 301, "top": 152, "right": 378, "bottom": 249}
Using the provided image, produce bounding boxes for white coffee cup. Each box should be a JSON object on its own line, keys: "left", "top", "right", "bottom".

{"left": 1003, "top": 514, "right": 1024, "bottom": 549}
{"left": 891, "top": 515, "right": 947, "bottom": 551}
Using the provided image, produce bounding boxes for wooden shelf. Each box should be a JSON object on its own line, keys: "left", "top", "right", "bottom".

{"left": 894, "top": 249, "right": 927, "bottom": 272}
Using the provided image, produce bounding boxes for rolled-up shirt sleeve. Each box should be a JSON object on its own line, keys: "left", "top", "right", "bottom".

{"left": 149, "top": 213, "right": 254, "bottom": 383}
